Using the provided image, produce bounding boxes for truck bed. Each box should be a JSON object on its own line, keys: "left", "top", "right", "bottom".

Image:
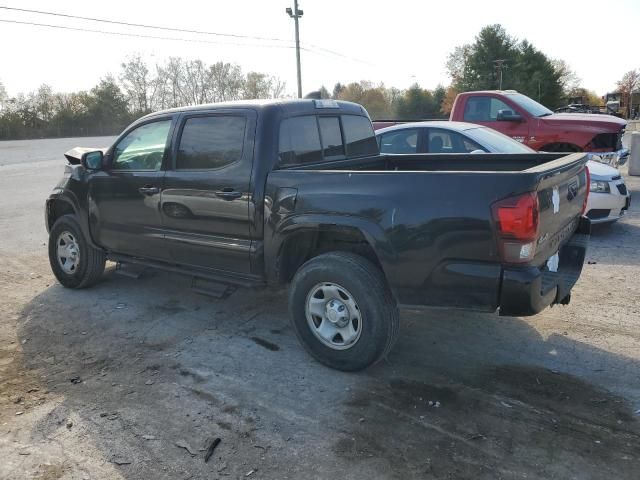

{"left": 266, "top": 151, "right": 589, "bottom": 312}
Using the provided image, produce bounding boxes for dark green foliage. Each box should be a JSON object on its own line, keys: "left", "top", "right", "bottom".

{"left": 447, "top": 25, "right": 567, "bottom": 109}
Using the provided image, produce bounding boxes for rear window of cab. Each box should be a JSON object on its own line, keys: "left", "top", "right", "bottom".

{"left": 278, "top": 114, "right": 377, "bottom": 167}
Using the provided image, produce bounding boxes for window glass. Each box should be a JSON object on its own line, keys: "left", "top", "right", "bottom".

{"left": 112, "top": 120, "right": 171, "bottom": 170}
{"left": 463, "top": 96, "right": 513, "bottom": 122}
{"left": 278, "top": 116, "right": 322, "bottom": 166}
{"left": 318, "top": 117, "right": 345, "bottom": 158}
{"left": 507, "top": 93, "right": 552, "bottom": 117}
{"left": 464, "top": 127, "right": 535, "bottom": 153}
{"left": 427, "top": 128, "right": 482, "bottom": 153}
{"left": 177, "top": 116, "right": 246, "bottom": 169}
{"left": 342, "top": 115, "right": 378, "bottom": 157}
{"left": 379, "top": 129, "right": 418, "bottom": 154}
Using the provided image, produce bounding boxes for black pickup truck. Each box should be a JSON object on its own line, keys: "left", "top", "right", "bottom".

{"left": 46, "top": 99, "right": 590, "bottom": 371}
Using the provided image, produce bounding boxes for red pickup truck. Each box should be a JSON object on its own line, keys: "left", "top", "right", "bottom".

{"left": 448, "top": 90, "right": 628, "bottom": 164}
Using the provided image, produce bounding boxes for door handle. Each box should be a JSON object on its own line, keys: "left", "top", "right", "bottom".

{"left": 214, "top": 189, "right": 242, "bottom": 200}
{"left": 138, "top": 185, "right": 160, "bottom": 195}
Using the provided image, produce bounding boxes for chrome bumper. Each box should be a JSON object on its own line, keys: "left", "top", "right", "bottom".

{"left": 588, "top": 148, "right": 629, "bottom": 166}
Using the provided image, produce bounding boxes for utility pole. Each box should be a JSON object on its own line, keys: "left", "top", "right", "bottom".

{"left": 493, "top": 59, "right": 506, "bottom": 90}
{"left": 286, "top": 1, "right": 304, "bottom": 98}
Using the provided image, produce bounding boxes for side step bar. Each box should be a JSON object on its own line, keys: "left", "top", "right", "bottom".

{"left": 108, "top": 253, "right": 265, "bottom": 289}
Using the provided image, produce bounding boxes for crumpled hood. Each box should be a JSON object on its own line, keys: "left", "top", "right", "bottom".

{"left": 587, "top": 159, "right": 619, "bottom": 180}
{"left": 541, "top": 113, "right": 626, "bottom": 131}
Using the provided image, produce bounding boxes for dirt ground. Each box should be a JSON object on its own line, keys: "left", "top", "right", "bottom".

{"left": 1, "top": 138, "right": 639, "bottom": 479}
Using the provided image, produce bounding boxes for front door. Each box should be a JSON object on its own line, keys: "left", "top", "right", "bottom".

{"left": 89, "top": 117, "right": 174, "bottom": 260}
{"left": 462, "top": 95, "right": 530, "bottom": 144}
{"left": 160, "top": 110, "right": 255, "bottom": 273}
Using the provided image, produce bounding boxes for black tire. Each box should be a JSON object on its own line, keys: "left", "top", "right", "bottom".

{"left": 48, "top": 214, "right": 106, "bottom": 289}
{"left": 288, "top": 252, "right": 399, "bottom": 371}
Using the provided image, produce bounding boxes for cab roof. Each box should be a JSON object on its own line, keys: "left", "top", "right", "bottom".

{"left": 141, "top": 99, "right": 368, "bottom": 121}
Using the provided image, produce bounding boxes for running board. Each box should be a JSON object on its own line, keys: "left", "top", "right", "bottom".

{"left": 108, "top": 254, "right": 265, "bottom": 288}
{"left": 191, "top": 277, "right": 235, "bottom": 299}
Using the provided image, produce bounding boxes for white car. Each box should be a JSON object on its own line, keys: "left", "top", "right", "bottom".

{"left": 585, "top": 160, "right": 631, "bottom": 223}
{"left": 375, "top": 121, "right": 631, "bottom": 224}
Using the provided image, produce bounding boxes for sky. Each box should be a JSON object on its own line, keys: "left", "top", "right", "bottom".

{"left": 0, "top": 0, "right": 639, "bottom": 98}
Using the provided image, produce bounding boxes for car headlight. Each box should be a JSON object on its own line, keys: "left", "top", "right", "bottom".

{"left": 590, "top": 180, "right": 611, "bottom": 193}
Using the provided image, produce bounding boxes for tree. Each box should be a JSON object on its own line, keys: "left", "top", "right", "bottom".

{"left": 433, "top": 84, "right": 446, "bottom": 111}
{"left": 85, "top": 76, "right": 130, "bottom": 134}
{"left": 446, "top": 24, "right": 568, "bottom": 108}
{"left": 457, "top": 25, "right": 518, "bottom": 91}
{"left": 242, "top": 72, "right": 271, "bottom": 99}
{"left": 120, "top": 55, "right": 154, "bottom": 114}
{"left": 334, "top": 81, "right": 392, "bottom": 119}
{"left": 35, "top": 84, "right": 55, "bottom": 122}
{"left": 154, "top": 57, "right": 186, "bottom": 109}
{"left": 552, "top": 59, "right": 581, "bottom": 97}
{"left": 0, "top": 81, "right": 7, "bottom": 110}
{"left": 332, "top": 83, "right": 345, "bottom": 99}
{"left": 270, "top": 77, "right": 287, "bottom": 98}
{"left": 445, "top": 45, "right": 471, "bottom": 86}
{"left": 567, "top": 87, "right": 601, "bottom": 107}
{"left": 318, "top": 86, "right": 330, "bottom": 99}
{"left": 395, "top": 84, "right": 439, "bottom": 119}
{"left": 512, "top": 40, "right": 563, "bottom": 108}
{"left": 209, "top": 61, "right": 244, "bottom": 102}
{"left": 440, "top": 85, "right": 459, "bottom": 115}
{"left": 617, "top": 70, "right": 639, "bottom": 118}
{"left": 181, "top": 59, "right": 211, "bottom": 105}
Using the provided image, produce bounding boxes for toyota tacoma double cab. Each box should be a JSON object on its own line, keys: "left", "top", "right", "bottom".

{"left": 46, "top": 99, "right": 591, "bottom": 371}
{"left": 449, "top": 90, "right": 628, "bottom": 165}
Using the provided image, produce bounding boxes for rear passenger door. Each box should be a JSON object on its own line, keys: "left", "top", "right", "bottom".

{"left": 160, "top": 110, "right": 256, "bottom": 273}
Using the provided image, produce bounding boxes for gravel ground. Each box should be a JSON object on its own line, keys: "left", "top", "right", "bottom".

{"left": 1, "top": 137, "right": 639, "bottom": 480}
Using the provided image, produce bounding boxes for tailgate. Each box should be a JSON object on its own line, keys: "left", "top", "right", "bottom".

{"left": 530, "top": 153, "right": 589, "bottom": 265}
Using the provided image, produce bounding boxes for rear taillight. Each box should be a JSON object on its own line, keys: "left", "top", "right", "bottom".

{"left": 582, "top": 165, "right": 590, "bottom": 215}
{"left": 492, "top": 192, "right": 539, "bottom": 263}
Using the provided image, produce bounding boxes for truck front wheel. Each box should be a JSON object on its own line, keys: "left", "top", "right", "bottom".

{"left": 48, "top": 214, "right": 106, "bottom": 289}
{"left": 288, "top": 252, "right": 399, "bottom": 371}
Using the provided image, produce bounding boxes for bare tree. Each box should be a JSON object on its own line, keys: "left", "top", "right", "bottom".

{"left": 552, "top": 59, "right": 581, "bottom": 96}
{"left": 617, "top": 69, "right": 640, "bottom": 118}
{"left": 120, "top": 55, "right": 155, "bottom": 113}
{"left": 242, "top": 72, "right": 271, "bottom": 100}
{"left": 445, "top": 45, "right": 471, "bottom": 85}
{"left": 209, "top": 61, "right": 244, "bottom": 101}
{"left": 270, "top": 77, "right": 287, "bottom": 98}
{"left": 35, "top": 84, "right": 55, "bottom": 122}
{"left": 0, "top": 81, "right": 7, "bottom": 110}
{"left": 182, "top": 59, "right": 212, "bottom": 105}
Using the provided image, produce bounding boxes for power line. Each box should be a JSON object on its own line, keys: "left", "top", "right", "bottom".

{"left": 0, "top": 18, "right": 299, "bottom": 49}
{"left": 0, "top": 4, "right": 374, "bottom": 66}
{"left": 0, "top": 5, "right": 290, "bottom": 43}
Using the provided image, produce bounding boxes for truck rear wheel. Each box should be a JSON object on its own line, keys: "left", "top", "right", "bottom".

{"left": 48, "top": 214, "right": 106, "bottom": 289}
{"left": 288, "top": 252, "right": 399, "bottom": 371}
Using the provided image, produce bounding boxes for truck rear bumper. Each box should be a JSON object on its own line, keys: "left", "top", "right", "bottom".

{"left": 498, "top": 216, "right": 591, "bottom": 317}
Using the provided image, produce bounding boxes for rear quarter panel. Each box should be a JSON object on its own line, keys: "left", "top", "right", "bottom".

{"left": 265, "top": 169, "right": 540, "bottom": 310}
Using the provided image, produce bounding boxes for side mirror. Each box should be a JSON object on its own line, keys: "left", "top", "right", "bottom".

{"left": 496, "top": 109, "right": 523, "bottom": 122}
{"left": 81, "top": 150, "right": 104, "bottom": 170}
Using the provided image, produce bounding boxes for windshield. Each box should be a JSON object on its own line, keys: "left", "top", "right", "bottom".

{"left": 507, "top": 93, "right": 553, "bottom": 117}
{"left": 464, "top": 126, "right": 536, "bottom": 153}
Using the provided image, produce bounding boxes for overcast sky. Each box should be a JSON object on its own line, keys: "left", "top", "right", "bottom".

{"left": 1, "top": 0, "right": 638, "bottom": 98}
